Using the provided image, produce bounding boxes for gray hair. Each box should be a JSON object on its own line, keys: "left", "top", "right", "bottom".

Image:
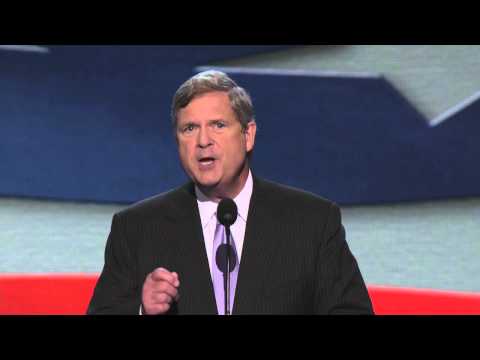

{"left": 171, "top": 70, "right": 255, "bottom": 130}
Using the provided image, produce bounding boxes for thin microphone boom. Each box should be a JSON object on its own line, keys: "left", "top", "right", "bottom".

{"left": 226, "top": 226, "right": 231, "bottom": 315}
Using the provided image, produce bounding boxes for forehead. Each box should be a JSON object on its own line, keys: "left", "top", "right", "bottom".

{"left": 177, "top": 91, "right": 235, "bottom": 123}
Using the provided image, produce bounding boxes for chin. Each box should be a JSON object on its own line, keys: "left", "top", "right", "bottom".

{"left": 194, "top": 175, "right": 221, "bottom": 189}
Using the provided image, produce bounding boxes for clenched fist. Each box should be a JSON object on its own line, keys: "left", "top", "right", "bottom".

{"left": 142, "top": 267, "right": 180, "bottom": 315}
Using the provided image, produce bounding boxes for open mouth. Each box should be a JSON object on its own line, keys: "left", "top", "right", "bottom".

{"left": 198, "top": 157, "right": 216, "bottom": 166}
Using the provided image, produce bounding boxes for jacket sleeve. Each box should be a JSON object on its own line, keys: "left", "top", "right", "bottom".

{"left": 313, "top": 203, "right": 374, "bottom": 314}
{"left": 86, "top": 213, "right": 141, "bottom": 314}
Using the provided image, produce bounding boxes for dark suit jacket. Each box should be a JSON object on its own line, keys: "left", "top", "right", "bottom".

{"left": 87, "top": 176, "right": 373, "bottom": 314}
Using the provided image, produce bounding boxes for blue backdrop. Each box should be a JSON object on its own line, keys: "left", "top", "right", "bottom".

{"left": 1, "top": 46, "right": 479, "bottom": 205}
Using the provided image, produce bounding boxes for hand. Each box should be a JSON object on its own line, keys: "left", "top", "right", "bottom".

{"left": 141, "top": 267, "right": 180, "bottom": 315}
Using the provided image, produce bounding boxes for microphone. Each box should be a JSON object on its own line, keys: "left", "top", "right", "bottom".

{"left": 216, "top": 198, "right": 238, "bottom": 315}
{"left": 217, "top": 198, "right": 237, "bottom": 226}
{"left": 215, "top": 244, "right": 237, "bottom": 273}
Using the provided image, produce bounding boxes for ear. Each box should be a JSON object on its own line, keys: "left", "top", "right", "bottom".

{"left": 244, "top": 121, "right": 257, "bottom": 153}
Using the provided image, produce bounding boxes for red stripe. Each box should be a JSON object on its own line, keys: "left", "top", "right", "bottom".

{"left": 1, "top": 274, "right": 480, "bottom": 314}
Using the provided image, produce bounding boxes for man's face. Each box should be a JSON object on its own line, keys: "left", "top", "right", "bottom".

{"left": 176, "top": 91, "right": 256, "bottom": 199}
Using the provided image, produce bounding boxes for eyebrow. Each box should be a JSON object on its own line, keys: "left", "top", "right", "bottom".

{"left": 177, "top": 120, "right": 197, "bottom": 127}
{"left": 179, "top": 118, "right": 227, "bottom": 126}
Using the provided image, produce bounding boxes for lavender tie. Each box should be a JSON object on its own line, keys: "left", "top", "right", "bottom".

{"left": 212, "top": 220, "right": 239, "bottom": 315}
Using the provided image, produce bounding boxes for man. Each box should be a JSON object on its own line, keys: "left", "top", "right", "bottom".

{"left": 87, "top": 70, "right": 373, "bottom": 315}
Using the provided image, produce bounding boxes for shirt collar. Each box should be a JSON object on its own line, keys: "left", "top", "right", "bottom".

{"left": 195, "top": 170, "right": 253, "bottom": 229}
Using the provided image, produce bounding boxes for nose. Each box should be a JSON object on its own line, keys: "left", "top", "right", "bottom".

{"left": 197, "top": 126, "right": 213, "bottom": 148}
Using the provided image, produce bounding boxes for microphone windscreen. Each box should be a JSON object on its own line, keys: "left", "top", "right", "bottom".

{"left": 215, "top": 244, "right": 237, "bottom": 273}
{"left": 217, "top": 198, "right": 238, "bottom": 226}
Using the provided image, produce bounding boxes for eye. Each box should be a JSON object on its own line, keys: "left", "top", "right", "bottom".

{"left": 214, "top": 121, "right": 226, "bottom": 129}
{"left": 182, "top": 124, "right": 196, "bottom": 133}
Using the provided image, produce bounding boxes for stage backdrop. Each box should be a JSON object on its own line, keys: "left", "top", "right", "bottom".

{"left": 1, "top": 45, "right": 479, "bottom": 205}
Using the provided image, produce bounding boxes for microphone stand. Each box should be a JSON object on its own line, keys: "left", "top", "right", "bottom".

{"left": 224, "top": 225, "right": 232, "bottom": 315}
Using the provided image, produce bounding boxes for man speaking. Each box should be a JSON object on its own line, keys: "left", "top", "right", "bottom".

{"left": 87, "top": 70, "right": 373, "bottom": 315}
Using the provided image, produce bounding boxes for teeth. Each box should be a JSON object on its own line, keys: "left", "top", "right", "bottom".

{"left": 200, "top": 159, "right": 214, "bottom": 165}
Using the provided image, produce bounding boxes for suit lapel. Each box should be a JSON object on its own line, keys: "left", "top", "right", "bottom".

{"left": 166, "top": 183, "right": 217, "bottom": 314}
{"left": 233, "top": 177, "right": 278, "bottom": 314}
